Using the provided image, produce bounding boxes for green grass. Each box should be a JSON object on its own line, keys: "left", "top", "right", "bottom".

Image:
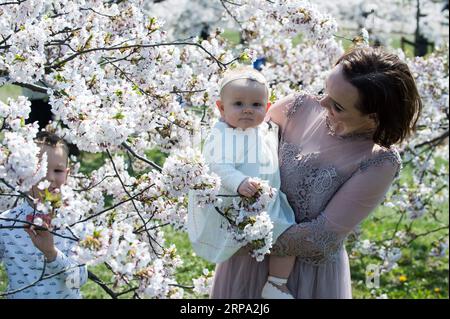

{"left": 162, "top": 227, "right": 215, "bottom": 299}
{"left": 1, "top": 148, "right": 448, "bottom": 299}
{"left": 0, "top": 85, "right": 22, "bottom": 103}
{"left": 0, "top": 265, "right": 6, "bottom": 296}
{"left": 82, "top": 264, "right": 118, "bottom": 299}
{"left": 350, "top": 204, "right": 449, "bottom": 299}
{"left": 221, "top": 29, "right": 304, "bottom": 48}
{"left": 222, "top": 30, "right": 240, "bottom": 46}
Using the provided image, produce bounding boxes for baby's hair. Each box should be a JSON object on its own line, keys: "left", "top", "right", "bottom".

{"left": 34, "top": 131, "right": 70, "bottom": 162}
{"left": 219, "top": 66, "right": 269, "bottom": 98}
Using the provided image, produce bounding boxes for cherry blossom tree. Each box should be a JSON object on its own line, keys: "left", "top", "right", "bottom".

{"left": 0, "top": 0, "right": 234, "bottom": 298}
{"left": 1, "top": 0, "right": 448, "bottom": 298}
{"left": 145, "top": 0, "right": 448, "bottom": 49}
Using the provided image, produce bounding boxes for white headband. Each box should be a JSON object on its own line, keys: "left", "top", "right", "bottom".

{"left": 219, "top": 72, "right": 270, "bottom": 97}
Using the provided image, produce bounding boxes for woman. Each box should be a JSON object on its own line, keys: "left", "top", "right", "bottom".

{"left": 210, "top": 46, "right": 422, "bottom": 299}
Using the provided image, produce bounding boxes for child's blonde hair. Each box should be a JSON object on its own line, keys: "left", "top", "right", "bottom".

{"left": 219, "top": 66, "right": 269, "bottom": 98}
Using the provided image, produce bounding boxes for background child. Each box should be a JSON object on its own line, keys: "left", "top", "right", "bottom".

{"left": 0, "top": 131, "right": 88, "bottom": 299}
{"left": 188, "top": 66, "right": 297, "bottom": 298}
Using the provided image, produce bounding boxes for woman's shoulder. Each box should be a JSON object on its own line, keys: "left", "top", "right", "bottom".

{"left": 265, "top": 93, "right": 320, "bottom": 129}
{"left": 265, "top": 92, "right": 322, "bottom": 133}
{"left": 283, "top": 93, "right": 320, "bottom": 118}
{"left": 358, "top": 145, "right": 402, "bottom": 178}
{"left": 372, "top": 145, "right": 402, "bottom": 164}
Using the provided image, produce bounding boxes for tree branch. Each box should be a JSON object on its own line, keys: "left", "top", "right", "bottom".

{"left": 0, "top": 217, "right": 79, "bottom": 241}
{"left": 11, "top": 82, "right": 49, "bottom": 94}
{"left": 407, "top": 225, "right": 449, "bottom": 245}
{"left": 47, "top": 41, "right": 236, "bottom": 71}
{"left": 220, "top": 0, "right": 244, "bottom": 29}
{"left": 69, "top": 183, "right": 154, "bottom": 226}
{"left": 121, "top": 142, "right": 162, "bottom": 172}
{"left": 414, "top": 130, "right": 449, "bottom": 149}
{"left": 106, "top": 150, "right": 163, "bottom": 254}
{"left": 88, "top": 270, "right": 118, "bottom": 299}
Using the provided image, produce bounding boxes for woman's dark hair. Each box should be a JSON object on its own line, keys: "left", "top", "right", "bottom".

{"left": 336, "top": 46, "right": 422, "bottom": 147}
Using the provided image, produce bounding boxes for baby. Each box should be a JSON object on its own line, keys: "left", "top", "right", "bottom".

{"left": 188, "top": 66, "right": 297, "bottom": 299}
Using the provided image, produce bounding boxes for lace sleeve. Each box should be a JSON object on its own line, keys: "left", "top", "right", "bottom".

{"left": 271, "top": 213, "right": 346, "bottom": 264}
{"left": 271, "top": 149, "right": 400, "bottom": 263}
{"left": 358, "top": 147, "right": 402, "bottom": 178}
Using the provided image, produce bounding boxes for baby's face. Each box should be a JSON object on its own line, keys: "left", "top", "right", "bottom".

{"left": 217, "top": 80, "right": 268, "bottom": 130}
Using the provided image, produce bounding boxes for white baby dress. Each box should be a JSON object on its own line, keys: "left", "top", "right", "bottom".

{"left": 187, "top": 119, "right": 296, "bottom": 263}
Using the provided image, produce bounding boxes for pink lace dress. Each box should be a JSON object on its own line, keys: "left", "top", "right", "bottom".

{"left": 210, "top": 94, "right": 402, "bottom": 299}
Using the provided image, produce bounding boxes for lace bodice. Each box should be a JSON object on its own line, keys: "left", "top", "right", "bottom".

{"left": 279, "top": 143, "right": 347, "bottom": 222}
{"left": 267, "top": 94, "right": 402, "bottom": 265}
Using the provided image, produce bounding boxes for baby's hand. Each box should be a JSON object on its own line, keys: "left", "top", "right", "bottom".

{"left": 238, "top": 178, "right": 260, "bottom": 198}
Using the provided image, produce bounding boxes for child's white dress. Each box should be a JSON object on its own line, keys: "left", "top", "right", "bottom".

{"left": 187, "top": 119, "right": 296, "bottom": 263}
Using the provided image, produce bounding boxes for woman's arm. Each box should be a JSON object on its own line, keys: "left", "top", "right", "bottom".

{"left": 271, "top": 151, "right": 401, "bottom": 259}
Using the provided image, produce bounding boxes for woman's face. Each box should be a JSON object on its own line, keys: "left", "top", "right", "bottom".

{"left": 319, "top": 64, "right": 376, "bottom": 135}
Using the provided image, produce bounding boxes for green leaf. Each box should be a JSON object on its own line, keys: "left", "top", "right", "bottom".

{"left": 43, "top": 189, "right": 62, "bottom": 208}
{"left": 113, "top": 112, "right": 125, "bottom": 120}
{"left": 54, "top": 73, "right": 66, "bottom": 82}
{"left": 239, "top": 52, "right": 250, "bottom": 62}
{"left": 13, "top": 54, "right": 26, "bottom": 62}
{"left": 132, "top": 84, "right": 142, "bottom": 95}
{"left": 93, "top": 229, "right": 102, "bottom": 239}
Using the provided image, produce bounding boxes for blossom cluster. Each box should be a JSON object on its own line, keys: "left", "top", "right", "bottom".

{"left": 221, "top": 178, "right": 276, "bottom": 262}
{"left": 0, "top": 0, "right": 448, "bottom": 298}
